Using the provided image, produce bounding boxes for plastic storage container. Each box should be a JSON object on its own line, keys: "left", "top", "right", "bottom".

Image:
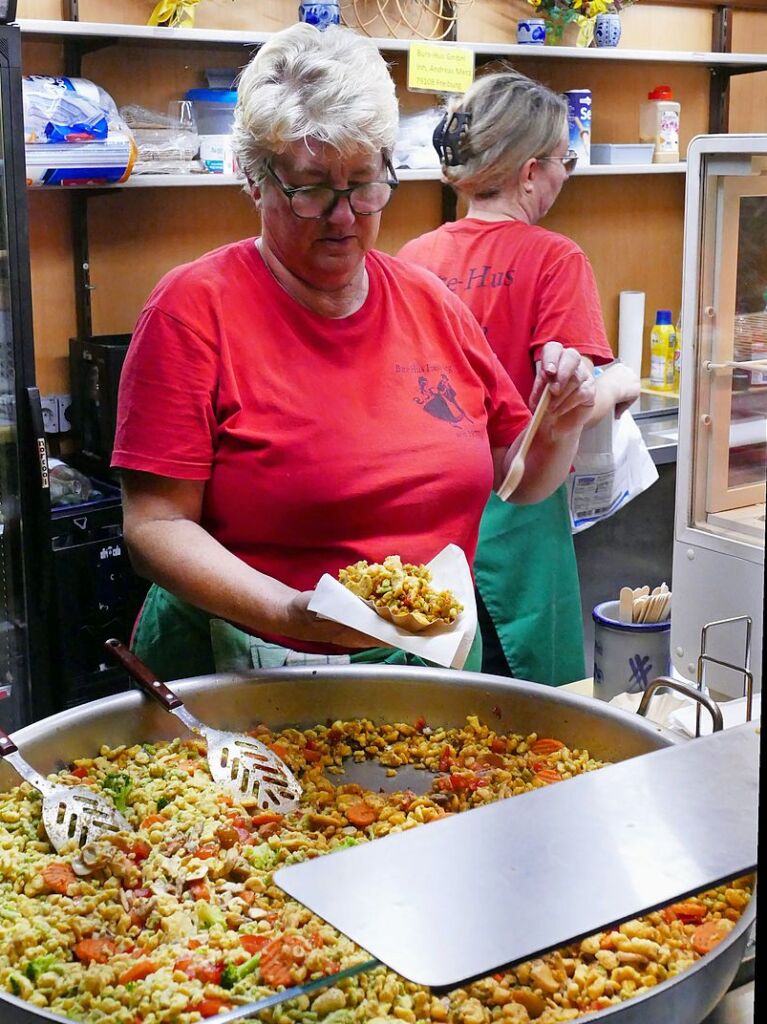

{"left": 639, "top": 85, "right": 680, "bottom": 164}
{"left": 591, "top": 143, "right": 654, "bottom": 165}
{"left": 184, "top": 88, "right": 237, "bottom": 173}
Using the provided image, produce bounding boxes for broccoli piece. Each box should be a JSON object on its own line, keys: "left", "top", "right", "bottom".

{"left": 334, "top": 837, "right": 360, "bottom": 850}
{"left": 220, "top": 953, "right": 261, "bottom": 990}
{"left": 100, "top": 772, "right": 132, "bottom": 813}
{"left": 244, "top": 844, "right": 277, "bottom": 870}
{"left": 196, "top": 900, "right": 226, "bottom": 930}
{"left": 324, "top": 1012, "right": 355, "bottom": 1024}
{"left": 9, "top": 974, "right": 23, "bottom": 997}
{"left": 156, "top": 796, "right": 171, "bottom": 812}
{"left": 25, "top": 955, "right": 59, "bottom": 982}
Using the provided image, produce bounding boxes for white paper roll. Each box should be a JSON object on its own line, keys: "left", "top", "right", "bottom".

{"left": 618, "top": 291, "right": 646, "bottom": 377}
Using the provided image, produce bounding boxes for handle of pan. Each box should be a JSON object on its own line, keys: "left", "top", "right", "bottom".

{"left": 105, "top": 638, "right": 183, "bottom": 712}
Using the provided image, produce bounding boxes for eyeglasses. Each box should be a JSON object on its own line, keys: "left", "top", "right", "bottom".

{"left": 537, "top": 149, "right": 579, "bottom": 175}
{"left": 265, "top": 156, "right": 399, "bottom": 219}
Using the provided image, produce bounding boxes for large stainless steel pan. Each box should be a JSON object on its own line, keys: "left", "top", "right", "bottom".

{"left": 0, "top": 666, "right": 755, "bottom": 1024}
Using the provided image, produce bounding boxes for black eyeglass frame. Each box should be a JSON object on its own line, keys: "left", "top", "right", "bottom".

{"left": 536, "top": 149, "right": 579, "bottom": 175}
{"left": 265, "top": 155, "right": 400, "bottom": 219}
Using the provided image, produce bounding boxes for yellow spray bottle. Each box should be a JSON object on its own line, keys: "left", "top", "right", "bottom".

{"left": 649, "top": 309, "right": 676, "bottom": 392}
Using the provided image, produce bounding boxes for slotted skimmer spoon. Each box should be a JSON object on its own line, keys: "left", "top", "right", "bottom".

{"left": 0, "top": 726, "right": 130, "bottom": 872}
{"left": 106, "top": 639, "right": 302, "bottom": 813}
{"left": 498, "top": 382, "right": 551, "bottom": 501}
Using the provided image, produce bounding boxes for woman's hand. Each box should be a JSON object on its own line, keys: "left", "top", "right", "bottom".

{"left": 285, "top": 592, "right": 386, "bottom": 650}
{"left": 530, "top": 341, "right": 596, "bottom": 438}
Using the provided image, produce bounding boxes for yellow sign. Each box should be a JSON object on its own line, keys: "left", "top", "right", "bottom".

{"left": 407, "top": 43, "right": 475, "bottom": 95}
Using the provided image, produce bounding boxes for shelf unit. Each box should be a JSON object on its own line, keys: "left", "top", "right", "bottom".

{"left": 16, "top": 19, "right": 767, "bottom": 72}
{"left": 17, "top": 14, "right": 767, "bottom": 360}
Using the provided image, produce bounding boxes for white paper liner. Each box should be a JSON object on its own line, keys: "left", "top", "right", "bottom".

{"left": 308, "top": 544, "right": 477, "bottom": 670}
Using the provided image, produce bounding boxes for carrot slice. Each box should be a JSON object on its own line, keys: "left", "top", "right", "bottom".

{"left": 139, "top": 814, "right": 167, "bottom": 830}
{"left": 260, "top": 935, "right": 311, "bottom": 988}
{"left": 692, "top": 919, "right": 734, "bottom": 955}
{"left": 530, "top": 738, "right": 566, "bottom": 756}
{"left": 197, "top": 998, "right": 232, "bottom": 1018}
{"left": 41, "top": 862, "right": 77, "bottom": 895}
{"left": 532, "top": 766, "right": 562, "bottom": 784}
{"left": 251, "top": 812, "right": 283, "bottom": 827}
{"left": 346, "top": 801, "right": 377, "bottom": 828}
{"left": 118, "top": 960, "right": 158, "bottom": 985}
{"left": 73, "top": 937, "right": 117, "bottom": 964}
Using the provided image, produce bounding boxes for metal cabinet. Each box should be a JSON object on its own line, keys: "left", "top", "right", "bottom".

{"left": 672, "top": 134, "right": 766, "bottom": 697}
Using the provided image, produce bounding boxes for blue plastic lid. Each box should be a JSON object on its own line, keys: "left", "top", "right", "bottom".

{"left": 655, "top": 309, "right": 673, "bottom": 325}
{"left": 184, "top": 88, "right": 238, "bottom": 103}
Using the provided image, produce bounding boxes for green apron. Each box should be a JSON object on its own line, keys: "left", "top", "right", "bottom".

{"left": 132, "top": 585, "right": 482, "bottom": 679}
{"left": 474, "top": 485, "right": 585, "bottom": 686}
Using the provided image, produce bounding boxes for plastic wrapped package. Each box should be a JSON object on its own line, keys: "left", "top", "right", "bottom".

{"left": 131, "top": 128, "right": 200, "bottom": 162}
{"left": 394, "top": 107, "right": 444, "bottom": 170}
{"left": 23, "top": 76, "right": 136, "bottom": 186}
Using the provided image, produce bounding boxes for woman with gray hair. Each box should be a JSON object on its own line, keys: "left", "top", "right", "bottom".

{"left": 112, "top": 29, "right": 596, "bottom": 679}
{"left": 400, "top": 69, "right": 639, "bottom": 685}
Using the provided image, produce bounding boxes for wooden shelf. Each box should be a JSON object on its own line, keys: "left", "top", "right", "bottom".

{"left": 26, "top": 163, "right": 687, "bottom": 191}
{"left": 17, "top": 19, "right": 767, "bottom": 70}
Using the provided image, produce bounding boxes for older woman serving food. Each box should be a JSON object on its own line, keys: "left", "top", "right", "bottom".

{"left": 112, "top": 25, "right": 596, "bottom": 679}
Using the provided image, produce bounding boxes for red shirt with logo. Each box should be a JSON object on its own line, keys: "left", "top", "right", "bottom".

{"left": 112, "top": 240, "right": 529, "bottom": 649}
{"left": 398, "top": 218, "right": 614, "bottom": 401}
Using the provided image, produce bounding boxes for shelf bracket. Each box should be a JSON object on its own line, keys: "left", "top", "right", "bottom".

{"left": 709, "top": 5, "right": 732, "bottom": 133}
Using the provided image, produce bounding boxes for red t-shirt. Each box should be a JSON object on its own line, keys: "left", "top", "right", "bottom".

{"left": 113, "top": 240, "right": 529, "bottom": 649}
{"left": 398, "top": 219, "right": 614, "bottom": 402}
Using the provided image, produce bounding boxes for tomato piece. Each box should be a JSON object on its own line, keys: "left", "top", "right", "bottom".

{"left": 196, "top": 844, "right": 220, "bottom": 859}
{"left": 240, "top": 933, "right": 270, "bottom": 954}
{"left": 667, "top": 900, "right": 707, "bottom": 922}
{"left": 187, "top": 880, "right": 210, "bottom": 902}
{"left": 73, "top": 937, "right": 117, "bottom": 964}
{"left": 128, "top": 840, "right": 152, "bottom": 862}
{"left": 438, "top": 745, "right": 453, "bottom": 773}
{"left": 490, "top": 738, "right": 508, "bottom": 754}
{"left": 414, "top": 716, "right": 427, "bottom": 732}
{"left": 303, "top": 748, "right": 323, "bottom": 762}
{"left": 71, "top": 765, "right": 90, "bottom": 778}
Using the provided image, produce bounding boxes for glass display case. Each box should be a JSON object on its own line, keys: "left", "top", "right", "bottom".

{"left": 672, "top": 135, "right": 766, "bottom": 697}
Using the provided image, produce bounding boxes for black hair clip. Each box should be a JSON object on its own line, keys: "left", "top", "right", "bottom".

{"left": 432, "top": 110, "right": 472, "bottom": 167}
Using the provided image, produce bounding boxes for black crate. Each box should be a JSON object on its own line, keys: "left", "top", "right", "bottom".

{"left": 49, "top": 482, "right": 148, "bottom": 709}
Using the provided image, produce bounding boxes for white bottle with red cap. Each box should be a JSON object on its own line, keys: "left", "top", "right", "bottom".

{"left": 640, "top": 85, "right": 681, "bottom": 164}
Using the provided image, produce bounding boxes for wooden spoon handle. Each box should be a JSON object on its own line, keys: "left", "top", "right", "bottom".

{"left": 518, "top": 383, "right": 552, "bottom": 460}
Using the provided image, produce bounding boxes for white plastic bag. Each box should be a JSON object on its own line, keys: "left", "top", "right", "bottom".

{"left": 568, "top": 410, "right": 659, "bottom": 533}
{"left": 394, "top": 107, "right": 444, "bottom": 170}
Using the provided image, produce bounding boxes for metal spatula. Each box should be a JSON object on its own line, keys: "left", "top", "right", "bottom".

{"left": 106, "top": 639, "right": 302, "bottom": 813}
{"left": 275, "top": 722, "right": 759, "bottom": 990}
{"left": 0, "top": 726, "right": 130, "bottom": 873}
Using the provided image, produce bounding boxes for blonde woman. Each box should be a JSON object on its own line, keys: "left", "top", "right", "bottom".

{"left": 399, "top": 69, "right": 639, "bottom": 684}
{"left": 113, "top": 32, "right": 596, "bottom": 679}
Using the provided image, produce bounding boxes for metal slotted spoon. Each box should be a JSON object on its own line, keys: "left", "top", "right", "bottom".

{"left": 0, "top": 726, "right": 130, "bottom": 873}
{"left": 106, "top": 639, "right": 302, "bottom": 813}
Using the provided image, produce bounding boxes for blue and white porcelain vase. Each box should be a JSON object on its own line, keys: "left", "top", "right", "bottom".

{"left": 517, "top": 18, "right": 547, "bottom": 45}
{"left": 298, "top": 3, "right": 341, "bottom": 31}
{"left": 593, "top": 12, "right": 621, "bottom": 48}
